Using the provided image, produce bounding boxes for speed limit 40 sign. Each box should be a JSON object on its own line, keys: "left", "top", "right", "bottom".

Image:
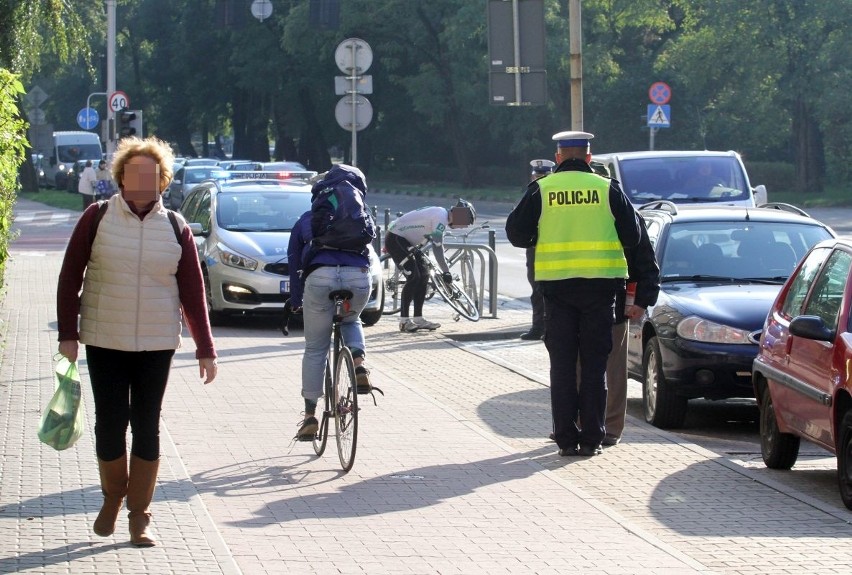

{"left": 108, "top": 91, "right": 130, "bottom": 112}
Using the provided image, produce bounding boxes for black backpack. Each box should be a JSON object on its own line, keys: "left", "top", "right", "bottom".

{"left": 310, "top": 179, "right": 376, "bottom": 253}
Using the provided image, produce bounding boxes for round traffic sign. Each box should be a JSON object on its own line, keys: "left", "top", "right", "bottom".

{"left": 77, "top": 107, "right": 99, "bottom": 130}
{"left": 251, "top": 0, "right": 272, "bottom": 21}
{"left": 649, "top": 82, "right": 671, "bottom": 105}
{"left": 335, "top": 38, "right": 373, "bottom": 75}
{"left": 108, "top": 91, "right": 130, "bottom": 113}
{"left": 335, "top": 95, "right": 373, "bottom": 132}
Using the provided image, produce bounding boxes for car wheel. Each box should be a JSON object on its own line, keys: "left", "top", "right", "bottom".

{"left": 837, "top": 411, "right": 852, "bottom": 510}
{"left": 759, "top": 384, "right": 799, "bottom": 470}
{"left": 360, "top": 287, "right": 384, "bottom": 327}
{"left": 642, "top": 336, "right": 688, "bottom": 429}
{"left": 202, "top": 268, "right": 225, "bottom": 326}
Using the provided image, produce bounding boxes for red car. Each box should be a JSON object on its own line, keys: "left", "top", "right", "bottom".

{"left": 753, "top": 237, "right": 852, "bottom": 509}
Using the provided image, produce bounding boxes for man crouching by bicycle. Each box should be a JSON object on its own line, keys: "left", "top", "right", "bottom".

{"left": 287, "top": 165, "right": 374, "bottom": 441}
{"left": 385, "top": 199, "right": 476, "bottom": 333}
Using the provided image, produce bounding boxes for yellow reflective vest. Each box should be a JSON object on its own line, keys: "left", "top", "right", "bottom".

{"left": 534, "top": 171, "right": 628, "bottom": 281}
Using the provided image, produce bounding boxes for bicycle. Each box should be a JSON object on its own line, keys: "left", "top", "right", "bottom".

{"left": 287, "top": 289, "right": 359, "bottom": 472}
{"left": 380, "top": 238, "right": 480, "bottom": 321}
{"left": 444, "top": 221, "right": 490, "bottom": 314}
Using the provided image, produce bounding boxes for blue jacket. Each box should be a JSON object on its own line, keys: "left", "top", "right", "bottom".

{"left": 287, "top": 210, "right": 370, "bottom": 309}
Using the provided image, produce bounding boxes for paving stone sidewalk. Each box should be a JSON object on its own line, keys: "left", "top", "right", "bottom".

{"left": 3, "top": 199, "right": 852, "bottom": 574}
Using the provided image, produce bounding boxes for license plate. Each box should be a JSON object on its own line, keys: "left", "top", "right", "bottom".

{"left": 280, "top": 280, "right": 290, "bottom": 293}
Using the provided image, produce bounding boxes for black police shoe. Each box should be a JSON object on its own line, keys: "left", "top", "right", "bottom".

{"left": 520, "top": 328, "right": 544, "bottom": 341}
{"left": 578, "top": 444, "right": 603, "bottom": 456}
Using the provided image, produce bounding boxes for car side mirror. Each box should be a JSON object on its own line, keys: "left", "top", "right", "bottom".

{"left": 753, "top": 184, "right": 768, "bottom": 205}
{"left": 173, "top": 179, "right": 182, "bottom": 186}
{"left": 789, "top": 315, "right": 835, "bottom": 342}
{"left": 188, "top": 222, "right": 207, "bottom": 237}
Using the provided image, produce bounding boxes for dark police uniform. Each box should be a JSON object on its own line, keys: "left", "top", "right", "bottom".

{"left": 506, "top": 136, "right": 640, "bottom": 455}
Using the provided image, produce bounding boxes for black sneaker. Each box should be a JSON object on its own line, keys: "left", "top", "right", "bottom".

{"left": 296, "top": 416, "right": 318, "bottom": 441}
{"left": 355, "top": 365, "right": 372, "bottom": 394}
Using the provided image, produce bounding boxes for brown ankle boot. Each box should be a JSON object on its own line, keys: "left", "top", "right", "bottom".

{"left": 126, "top": 455, "right": 160, "bottom": 547}
{"left": 93, "top": 454, "right": 128, "bottom": 536}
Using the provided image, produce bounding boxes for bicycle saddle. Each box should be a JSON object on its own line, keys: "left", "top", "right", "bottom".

{"left": 328, "top": 289, "right": 353, "bottom": 301}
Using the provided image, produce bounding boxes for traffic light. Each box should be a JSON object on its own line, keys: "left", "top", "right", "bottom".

{"left": 116, "top": 108, "right": 143, "bottom": 139}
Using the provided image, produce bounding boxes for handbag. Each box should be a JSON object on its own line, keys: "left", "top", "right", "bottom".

{"left": 37, "top": 356, "right": 85, "bottom": 451}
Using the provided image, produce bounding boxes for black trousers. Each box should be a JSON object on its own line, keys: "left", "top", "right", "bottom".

{"left": 541, "top": 285, "right": 616, "bottom": 450}
{"left": 525, "top": 248, "right": 544, "bottom": 330}
{"left": 385, "top": 232, "right": 430, "bottom": 318}
{"left": 86, "top": 346, "right": 175, "bottom": 461}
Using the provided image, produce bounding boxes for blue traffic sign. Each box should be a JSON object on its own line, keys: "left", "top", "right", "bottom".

{"left": 647, "top": 104, "right": 671, "bottom": 128}
{"left": 77, "top": 107, "right": 99, "bottom": 130}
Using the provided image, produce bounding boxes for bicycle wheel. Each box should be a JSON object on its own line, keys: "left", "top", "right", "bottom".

{"left": 431, "top": 269, "right": 480, "bottom": 321}
{"left": 312, "top": 364, "right": 331, "bottom": 456}
{"left": 380, "top": 254, "right": 404, "bottom": 315}
{"left": 333, "top": 346, "right": 358, "bottom": 472}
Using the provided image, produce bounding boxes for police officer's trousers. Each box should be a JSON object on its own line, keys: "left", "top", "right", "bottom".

{"left": 542, "top": 285, "right": 615, "bottom": 450}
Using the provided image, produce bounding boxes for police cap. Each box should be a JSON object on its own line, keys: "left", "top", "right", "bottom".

{"left": 552, "top": 130, "right": 594, "bottom": 148}
{"left": 529, "top": 159, "right": 556, "bottom": 175}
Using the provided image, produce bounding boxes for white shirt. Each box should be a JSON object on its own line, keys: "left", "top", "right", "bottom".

{"left": 78, "top": 166, "right": 97, "bottom": 196}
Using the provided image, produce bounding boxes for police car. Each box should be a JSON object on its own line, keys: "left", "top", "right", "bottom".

{"left": 178, "top": 171, "right": 384, "bottom": 326}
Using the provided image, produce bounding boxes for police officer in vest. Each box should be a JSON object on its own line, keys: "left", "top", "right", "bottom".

{"left": 506, "top": 131, "right": 641, "bottom": 456}
{"left": 520, "top": 159, "right": 556, "bottom": 341}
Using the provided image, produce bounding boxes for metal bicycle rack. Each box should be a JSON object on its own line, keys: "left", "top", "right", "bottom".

{"left": 377, "top": 207, "right": 500, "bottom": 319}
{"left": 443, "top": 238, "right": 498, "bottom": 319}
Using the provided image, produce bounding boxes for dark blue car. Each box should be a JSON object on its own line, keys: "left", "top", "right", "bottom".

{"left": 627, "top": 202, "right": 835, "bottom": 428}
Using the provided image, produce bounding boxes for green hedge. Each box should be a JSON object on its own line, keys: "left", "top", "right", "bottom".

{"left": 0, "top": 70, "right": 29, "bottom": 289}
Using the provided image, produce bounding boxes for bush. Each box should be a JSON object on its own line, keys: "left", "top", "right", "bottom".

{"left": 0, "top": 70, "right": 29, "bottom": 289}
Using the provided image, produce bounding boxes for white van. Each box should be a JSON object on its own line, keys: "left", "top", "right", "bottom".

{"left": 44, "top": 131, "right": 103, "bottom": 189}
{"left": 592, "top": 150, "right": 767, "bottom": 207}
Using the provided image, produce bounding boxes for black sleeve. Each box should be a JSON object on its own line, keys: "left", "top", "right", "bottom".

{"left": 626, "top": 218, "right": 660, "bottom": 308}
{"left": 608, "top": 180, "right": 641, "bottom": 249}
{"left": 505, "top": 183, "right": 541, "bottom": 248}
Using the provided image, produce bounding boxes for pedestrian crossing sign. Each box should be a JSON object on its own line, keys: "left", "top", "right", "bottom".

{"left": 647, "top": 104, "right": 671, "bottom": 128}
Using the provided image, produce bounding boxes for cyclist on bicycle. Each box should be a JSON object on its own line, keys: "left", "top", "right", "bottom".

{"left": 385, "top": 199, "right": 476, "bottom": 332}
{"left": 287, "top": 165, "right": 374, "bottom": 440}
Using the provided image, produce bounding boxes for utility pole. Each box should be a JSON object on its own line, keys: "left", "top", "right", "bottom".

{"left": 106, "top": 0, "right": 116, "bottom": 160}
{"left": 568, "top": 0, "right": 583, "bottom": 130}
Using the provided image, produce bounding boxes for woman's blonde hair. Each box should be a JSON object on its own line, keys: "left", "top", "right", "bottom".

{"left": 111, "top": 136, "right": 176, "bottom": 193}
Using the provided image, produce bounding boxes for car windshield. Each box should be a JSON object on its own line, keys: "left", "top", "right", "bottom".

{"left": 620, "top": 156, "right": 749, "bottom": 204}
{"left": 57, "top": 144, "right": 102, "bottom": 163}
{"left": 660, "top": 221, "right": 833, "bottom": 282}
{"left": 216, "top": 191, "right": 312, "bottom": 231}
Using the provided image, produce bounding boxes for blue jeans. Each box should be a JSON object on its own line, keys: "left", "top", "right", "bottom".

{"left": 301, "top": 265, "right": 371, "bottom": 401}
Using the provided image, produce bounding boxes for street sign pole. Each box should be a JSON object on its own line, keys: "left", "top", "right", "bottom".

{"left": 350, "top": 41, "right": 358, "bottom": 166}
{"left": 334, "top": 38, "right": 373, "bottom": 167}
{"left": 106, "top": 0, "right": 117, "bottom": 159}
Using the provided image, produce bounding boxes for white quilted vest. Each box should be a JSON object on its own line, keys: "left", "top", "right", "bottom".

{"left": 79, "top": 197, "right": 184, "bottom": 351}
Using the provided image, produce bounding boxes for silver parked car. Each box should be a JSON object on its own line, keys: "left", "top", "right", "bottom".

{"left": 179, "top": 174, "right": 384, "bottom": 326}
{"left": 166, "top": 165, "right": 230, "bottom": 210}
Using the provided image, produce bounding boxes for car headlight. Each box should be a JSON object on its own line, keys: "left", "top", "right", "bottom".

{"left": 676, "top": 316, "right": 752, "bottom": 344}
{"left": 216, "top": 243, "right": 258, "bottom": 271}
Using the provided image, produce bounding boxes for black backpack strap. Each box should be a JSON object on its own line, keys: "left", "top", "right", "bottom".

{"left": 88, "top": 201, "right": 109, "bottom": 247}
{"left": 166, "top": 210, "right": 184, "bottom": 244}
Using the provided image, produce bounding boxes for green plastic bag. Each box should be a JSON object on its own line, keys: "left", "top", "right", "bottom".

{"left": 37, "top": 357, "right": 85, "bottom": 451}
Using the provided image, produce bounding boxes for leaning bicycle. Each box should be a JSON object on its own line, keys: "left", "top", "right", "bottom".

{"left": 380, "top": 238, "right": 479, "bottom": 322}
{"left": 310, "top": 289, "right": 359, "bottom": 472}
